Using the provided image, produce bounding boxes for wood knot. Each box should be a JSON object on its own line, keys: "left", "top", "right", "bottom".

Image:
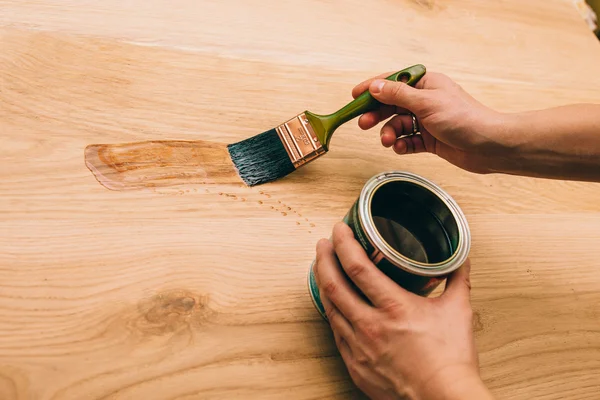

{"left": 133, "top": 290, "right": 212, "bottom": 336}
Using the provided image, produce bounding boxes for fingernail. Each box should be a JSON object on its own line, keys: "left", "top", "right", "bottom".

{"left": 371, "top": 80, "right": 385, "bottom": 94}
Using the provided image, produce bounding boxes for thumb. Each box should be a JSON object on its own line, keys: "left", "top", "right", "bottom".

{"left": 369, "top": 79, "right": 425, "bottom": 110}
{"left": 442, "top": 259, "right": 472, "bottom": 302}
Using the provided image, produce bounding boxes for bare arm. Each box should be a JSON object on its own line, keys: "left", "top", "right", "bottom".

{"left": 498, "top": 104, "right": 600, "bottom": 181}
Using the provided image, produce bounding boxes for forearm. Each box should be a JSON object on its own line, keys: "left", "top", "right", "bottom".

{"left": 435, "top": 375, "right": 495, "bottom": 400}
{"left": 493, "top": 104, "right": 600, "bottom": 181}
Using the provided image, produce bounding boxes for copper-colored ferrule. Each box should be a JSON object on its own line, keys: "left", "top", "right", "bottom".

{"left": 276, "top": 113, "right": 326, "bottom": 169}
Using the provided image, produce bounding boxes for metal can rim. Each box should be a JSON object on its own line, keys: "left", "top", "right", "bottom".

{"left": 358, "top": 171, "right": 471, "bottom": 277}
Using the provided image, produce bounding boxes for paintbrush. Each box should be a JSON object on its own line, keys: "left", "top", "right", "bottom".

{"left": 227, "top": 64, "right": 426, "bottom": 186}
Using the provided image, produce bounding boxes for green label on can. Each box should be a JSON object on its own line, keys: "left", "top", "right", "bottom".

{"left": 308, "top": 260, "right": 327, "bottom": 320}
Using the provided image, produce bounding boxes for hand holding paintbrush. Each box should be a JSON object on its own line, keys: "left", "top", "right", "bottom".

{"left": 227, "top": 64, "right": 427, "bottom": 186}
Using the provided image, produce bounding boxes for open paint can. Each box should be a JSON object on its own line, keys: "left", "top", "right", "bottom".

{"left": 308, "top": 171, "right": 471, "bottom": 320}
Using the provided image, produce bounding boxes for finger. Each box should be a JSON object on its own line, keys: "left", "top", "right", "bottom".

{"left": 352, "top": 71, "right": 394, "bottom": 99}
{"left": 393, "top": 135, "right": 427, "bottom": 155}
{"left": 321, "top": 293, "right": 355, "bottom": 342}
{"left": 328, "top": 328, "right": 355, "bottom": 379}
{"left": 380, "top": 114, "right": 414, "bottom": 147}
{"left": 380, "top": 126, "right": 397, "bottom": 148}
{"left": 369, "top": 80, "right": 428, "bottom": 111}
{"left": 355, "top": 71, "right": 448, "bottom": 97}
{"left": 442, "top": 259, "right": 472, "bottom": 303}
{"left": 419, "top": 129, "right": 438, "bottom": 153}
{"left": 335, "top": 335, "right": 354, "bottom": 369}
{"left": 353, "top": 70, "right": 422, "bottom": 99}
{"left": 357, "top": 105, "right": 396, "bottom": 130}
{"left": 315, "top": 238, "right": 372, "bottom": 321}
{"left": 332, "top": 222, "right": 414, "bottom": 309}
{"left": 416, "top": 71, "right": 453, "bottom": 90}
{"left": 358, "top": 113, "right": 378, "bottom": 130}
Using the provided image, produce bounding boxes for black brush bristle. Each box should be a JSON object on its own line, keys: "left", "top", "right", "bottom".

{"left": 227, "top": 129, "right": 296, "bottom": 186}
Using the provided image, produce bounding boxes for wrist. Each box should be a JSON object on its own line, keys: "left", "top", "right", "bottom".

{"left": 415, "top": 366, "right": 494, "bottom": 400}
{"left": 436, "top": 372, "right": 494, "bottom": 400}
{"left": 474, "top": 111, "right": 528, "bottom": 175}
{"left": 478, "top": 111, "right": 520, "bottom": 153}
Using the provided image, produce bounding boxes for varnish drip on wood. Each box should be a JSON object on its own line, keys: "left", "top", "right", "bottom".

{"left": 84, "top": 140, "right": 240, "bottom": 190}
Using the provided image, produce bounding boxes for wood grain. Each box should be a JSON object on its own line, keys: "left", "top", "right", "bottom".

{"left": 1, "top": 1, "right": 600, "bottom": 399}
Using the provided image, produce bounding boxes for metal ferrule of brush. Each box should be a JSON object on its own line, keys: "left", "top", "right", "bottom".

{"left": 275, "top": 113, "right": 326, "bottom": 168}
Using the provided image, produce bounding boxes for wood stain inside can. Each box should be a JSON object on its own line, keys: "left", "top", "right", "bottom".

{"left": 373, "top": 217, "right": 429, "bottom": 263}
{"left": 308, "top": 171, "right": 470, "bottom": 320}
{"left": 368, "top": 178, "right": 457, "bottom": 265}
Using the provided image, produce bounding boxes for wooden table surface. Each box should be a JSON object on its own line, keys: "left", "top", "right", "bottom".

{"left": 2, "top": 1, "right": 600, "bottom": 399}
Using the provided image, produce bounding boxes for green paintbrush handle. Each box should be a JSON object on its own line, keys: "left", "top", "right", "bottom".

{"left": 329, "top": 65, "right": 426, "bottom": 129}
{"left": 306, "top": 64, "right": 426, "bottom": 149}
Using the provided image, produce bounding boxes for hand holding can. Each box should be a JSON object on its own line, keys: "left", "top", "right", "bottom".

{"left": 313, "top": 228, "right": 492, "bottom": 400}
